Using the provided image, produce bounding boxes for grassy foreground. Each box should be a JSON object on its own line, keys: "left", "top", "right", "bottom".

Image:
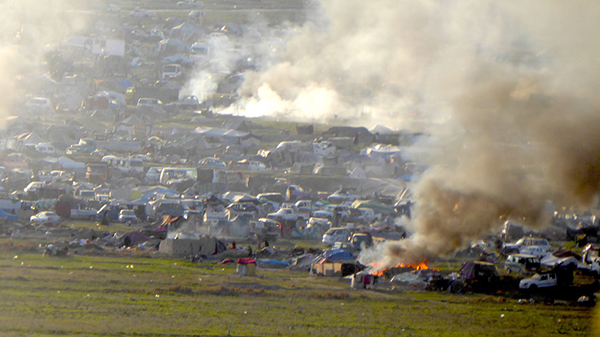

{"left": 0, "top": 241, "right": 595, "bottom": 337}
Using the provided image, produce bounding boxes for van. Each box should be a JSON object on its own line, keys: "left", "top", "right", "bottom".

{"left": 35, "top": 143, "right": 55, "bottom": 154}
{"left": 145, "top": 166, "right": 164, "bottom": 184}
{"left": 504, "top": 254, "right": 541, "bottom": 274}
{"left": 159, "top": 167, "right": 197, "bottom": 185}
{"left": 162, "top": 64, "right": 182, "bottom": 80}
{"left": 136, "top": 98, "right": 163, "bottom": 108}
{"left": 322, "top": 227, "right": 351, "bottom": 245}
{"left": 101, "top": 156, "right": 144, "bottom": 174}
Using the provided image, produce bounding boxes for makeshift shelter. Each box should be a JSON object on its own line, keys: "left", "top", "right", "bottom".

{"left": 322, "top": 126, "right": 374, "bottom": 145}
{"left": 157, "top": 39, "right": 190, "bottom": 56}
{"left": 351, "top": 200, "right": 396, "bottom": 214}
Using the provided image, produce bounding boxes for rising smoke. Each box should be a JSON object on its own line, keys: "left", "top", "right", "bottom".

{"left": 0, "top": 0, "right": 86, "bottom": 126}
{"left": 232, "top": 0, "right": 600, "bottom": 264}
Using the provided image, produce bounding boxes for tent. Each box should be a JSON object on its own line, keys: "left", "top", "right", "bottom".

{"left": 0, "top": 209, "right": 19, "bottom": 221}
{"left": 351, "top": 200, "right": 396, "bottom": 213}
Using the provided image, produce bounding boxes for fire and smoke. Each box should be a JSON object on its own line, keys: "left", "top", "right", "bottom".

{"left": 229, "top": 1, "right": 600, "bottom": 264}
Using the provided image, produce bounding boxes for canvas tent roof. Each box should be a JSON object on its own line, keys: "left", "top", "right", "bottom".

{"left": 350, "top": 199, "right": 396, "bottom": 213}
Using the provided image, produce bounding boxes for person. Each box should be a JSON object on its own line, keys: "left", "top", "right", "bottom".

{"left": 247, "top": 245, "right": 253, "bottom": 257}
{"left": 232, "top": 241, "right": 237, "bottom": 250}
{"left": 264, "top": 240, "right": 269, "bottom": 248}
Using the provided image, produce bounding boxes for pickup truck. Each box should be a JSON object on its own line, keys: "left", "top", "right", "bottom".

{"left": 519, "top": 273, "right": 558, "bottom": 290}
{"left": 267, "top": 208, "right": 308, "bottom": 222}
{"left": 70, "top": 205, "right": 99, "bottom": 220}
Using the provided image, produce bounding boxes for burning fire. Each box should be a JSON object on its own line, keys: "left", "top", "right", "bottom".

{"left": 369, "top": 260, "right": 431, "bottom": 277}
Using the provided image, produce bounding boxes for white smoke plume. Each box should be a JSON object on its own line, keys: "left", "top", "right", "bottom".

{"left": 228, "top": 0, "right": 600, "bottom": 264}
{"left": 0, "top": 0, "right": 87, "bottom": 126}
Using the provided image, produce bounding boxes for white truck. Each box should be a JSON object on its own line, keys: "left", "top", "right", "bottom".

{"left": 69, "top": 205, "right": 99, "bottom": 220}
{"left": 582, "top": 244, "right": 600, "bottom": 274}
{"left": 266, "top": 208, "right": 308, "bottom": 222}
{"left": 519, "top": 273, "right": 558, "bottom": 290}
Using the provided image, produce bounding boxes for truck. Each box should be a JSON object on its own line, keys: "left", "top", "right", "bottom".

{"left": 294, "top": 200, "right": 318, "bottom": 217}
{"left": 69, "top": 205, "right": 99, "bottom": 220}
{"left": 86, "top": 162, "right": 109, "bottom": 183}
{"left": 322, "top": 227, "right": 351, "bottom": 245}
{"left": 582, "top": 244, "right": 600, "bottom": 274}
{"left": 266, "top": 208, "right": 308, "bottom": 222}
{"left": 162, "top": 64, "right": 182, "bottom": 81}
{"left": 519, "top": 272, "right": 558, "bottom": 290}
{"left": 163, "top": 95, "right": 211, "bottom": 113}
{"left": 125, "top": 86, "right": 180, "bottom": 105}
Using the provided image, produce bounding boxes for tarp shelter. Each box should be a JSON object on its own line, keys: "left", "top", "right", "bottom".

{"left": 169, "top": 22, "right": 203, "bottom": 40}
{"left": 351, "top": 200, "right": 396, "bottom": 213}
{"left": 0, "top": 209, "right": 19, "bottom": 221}
{"left": 369, "top": 124, "right": 397, "bottom": 135}
{"left": 540, "top": 255, "right": 586, "bottom": 269}
{"left": 161, "top": 54, "right": 193, "bottom": 64}
{"left": 158, "top": 39, "right": 190, "bottom": 55}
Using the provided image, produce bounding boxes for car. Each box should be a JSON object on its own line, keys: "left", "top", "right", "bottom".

{"left": 504, "top": 237, "right": 552, "bottom": 253}
{"left": 519, "top": 246, "right": 549, "bottom": 258}
{"left": 30, "top": 211, "right": 62, "bottom": 225}
{"left": 504, "top": 254, "right": 541, "bottom": 274}
{"left": 24, "top": 181, "right": 45, "bottom": 194}
{"left": 65, "top": 144, "right": 88, "bottom": 155}
{"left": 198, "top": 157, "right": 228, "bottom": 170}
{"left": 25, "top": 97, "right": 53, "bottom": 111}
{"left": 35, "top": 143, "right": 55, "bottom": 154}
{"left": 136, "top": 98, "right": 163, "bottom": 108}
{"left": 322, "top": 227, "right": 351, "bottom": 245}
{"left": 118, "top": 209, "right": 138, "bottom": 223}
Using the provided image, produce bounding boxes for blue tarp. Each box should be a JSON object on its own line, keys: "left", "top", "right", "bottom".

{"left": 323, "top": 249, "right": 355, "bottom": 261}
{"left": 115, "top": 80, "right": 133, "bottom": 89}
{"left": 0, "top": 209, "right": 20, "bottom": 221}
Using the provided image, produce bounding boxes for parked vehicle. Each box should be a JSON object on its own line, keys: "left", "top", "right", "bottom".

{"left": 118, "top": 209, "right": 138, "bottom": 223}
{"left": 504, "top": 254, "right": 541, "bottom": 274}
{"left": 233, "top": 160, "right": 268, "bottom": 172}
{"left": 145, "top": 166, "right": 164, "bottom": 184}
{"left": 582, "top": 244, "right": 600, "bottom": 274}
{"left": 162, "top": 64, "right": 182, "bottom": 81}
{"left": 252, "top": 218, "right": 281, "bottom": 243}
{"left": 257, "top": 193, "right": 285, "bottom": 211}
{"left": 519, "top": 273, "right": 558, "bottom": 290}
{"left": 70, "top": 205, "right": 99, "bottom": 220}
{"left": 504, "top": 237, "right": 552, "bottom": 253}
{"left": 519, "top": 246, "right": 549, "bottom": 258}
{"left": 159, "top": 167, "right": 197, "bottom": 185}
{"left": 448, "top": 261, "right": 500, "bottom": 293}
{"left": 101, "top": 156, "right": 144, "bottom": 174}
{"left": 198, "top": 157, "right": 227, "bottom": 170}
{"left": 136, "top": 98, "right": 163, "bottom": 108}
{"left": 350, "top": 231, "right": 374, "bottom": 251}
{"left": 35, "top": 143, "right": 55, "bottom": 154}
{"left": 226, "top": 203, "right": 259, "bottom": 219}
{"left": 322, "top": 227, "right": 351, "bottom": 245}
{"left": 86, "top": 162, "right": 109, "bottom": 184}
{"left": 23, "top": 181, "right": 45, "bottom": 195}
{"left": 30, "top": 211, "right": 61, "bottom": 225}
{"left": 25, "top": 97, "right": 53, "bottom": 112}
{"left": 267, "top": 208, "right": 308, "bottom": 222}
{"left": 286, "top": 185, "right": 311, "bottom": 202}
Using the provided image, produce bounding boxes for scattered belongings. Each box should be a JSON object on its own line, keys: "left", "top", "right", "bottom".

{"left": 236, "top": 257, "right": 256, "bottom": 276}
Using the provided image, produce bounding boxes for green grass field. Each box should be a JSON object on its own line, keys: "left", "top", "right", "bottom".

{"left": 0, "top": 242, "right": 595, "bottom": 337}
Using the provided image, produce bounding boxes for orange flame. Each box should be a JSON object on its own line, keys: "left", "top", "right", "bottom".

{"left": 369, "top": 260, "right": 430, "bottom": 277}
